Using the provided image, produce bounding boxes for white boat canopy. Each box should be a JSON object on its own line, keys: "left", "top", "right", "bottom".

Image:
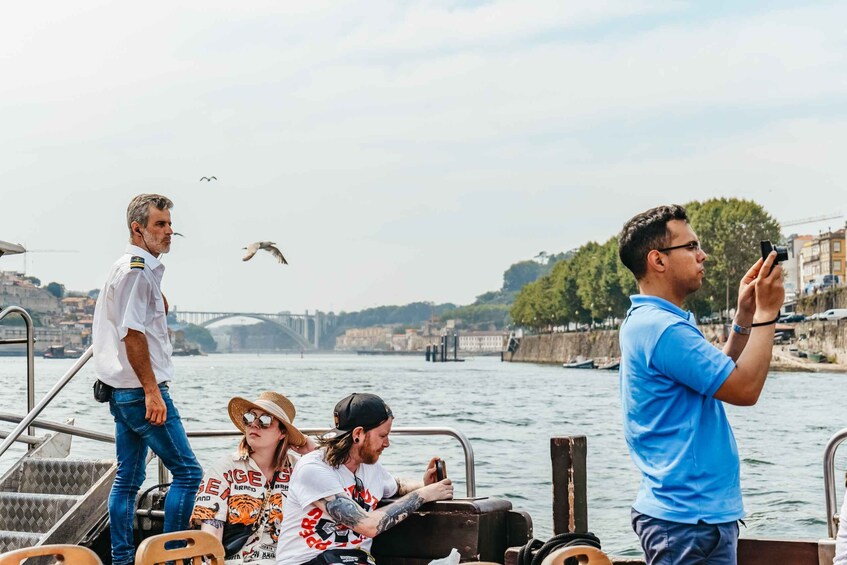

{"left": 0, "top": 240, "right": 26, "bottom": 257}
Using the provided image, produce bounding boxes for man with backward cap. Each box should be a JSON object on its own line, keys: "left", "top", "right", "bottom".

{"left": 275, "top": 393, "right": 453, "bottom": 565}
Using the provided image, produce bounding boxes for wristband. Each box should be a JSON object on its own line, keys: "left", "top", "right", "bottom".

{"left": 732, "top": 322, "right": 751, "bottom": 335}
{"left": 751, "top": 314, "right": 780, "bottom": 327}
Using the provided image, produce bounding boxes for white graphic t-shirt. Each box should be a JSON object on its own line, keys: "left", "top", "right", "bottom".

{"left": 275, "top": 450, "right": 398, "bottom": 565}
{"left": 192, "top": 451, "right": 299, "bottom": 564}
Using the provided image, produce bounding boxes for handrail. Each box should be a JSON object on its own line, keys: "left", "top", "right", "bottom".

{"left": 824, "top": 427, "right": 847, "bottom": 538}
{"left": 0, "top": 306, "right": 35, "bottom": 439}
{"left": 0, "top": 346, "right": 94, "bottom": 459}
{"left": 167, "top": 426, "right": 478, "bottom": 497}
{"left": 0, "top": 412, "right": 114, "bottom": 444}
{"left": 0, "top": 415, "right": 478, "bottom": 497}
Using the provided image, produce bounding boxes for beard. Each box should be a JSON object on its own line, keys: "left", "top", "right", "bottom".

{"left": 359, "top": 444, "right": 381, "bottom": 465}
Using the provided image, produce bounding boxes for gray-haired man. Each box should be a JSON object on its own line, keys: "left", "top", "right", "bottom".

{"left": 92, "top": 194, "right": 202, "bottom": 565}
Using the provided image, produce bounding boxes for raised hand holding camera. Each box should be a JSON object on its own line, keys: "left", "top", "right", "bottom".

{"left": 753, "top": 245, "right": 785, "bottom": 325}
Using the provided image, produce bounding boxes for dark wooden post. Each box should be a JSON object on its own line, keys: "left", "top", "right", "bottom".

{"left": 550, "top": 436, "right": 587, "bottom": 534}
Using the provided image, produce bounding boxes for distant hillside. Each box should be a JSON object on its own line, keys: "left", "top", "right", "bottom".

{"left": 436, "top": 250, "right": 574, "bottom": 330}
{"left": 326, "top": 251, "right": 573, "bottom": 336}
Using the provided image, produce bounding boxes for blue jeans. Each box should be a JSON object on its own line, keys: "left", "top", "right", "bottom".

{"left": 108, "top": 384, "right": 203, "bottom": 565}
{"left": 632, "top": 509, "right": 739, "bottom": 565}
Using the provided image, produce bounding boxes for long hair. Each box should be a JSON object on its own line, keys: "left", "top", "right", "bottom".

{"left": 238, "top": 422, "right": 292, "bottom": 470}
{"left": 318, "top": 433, "right": 356, "bottom": 468}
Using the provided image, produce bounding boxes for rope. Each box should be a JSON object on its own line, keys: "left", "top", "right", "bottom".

{"left": 516, "top": 532, "right": 602, "bottom": 565}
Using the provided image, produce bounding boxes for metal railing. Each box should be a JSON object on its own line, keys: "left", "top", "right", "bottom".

{"left": 1, "top": 411, "right": 477, "bottom": 499}
{"left": 0, "top": 345, "right": 95, "bottom": 459}
{"left": 823, "top": 427, "right": 847, "bottom": 538}
{"left": 0, "top": 306, "right": 35, "bottom": 438}
{"left": 171, "top": 426, "right": 476, "bottom": 497}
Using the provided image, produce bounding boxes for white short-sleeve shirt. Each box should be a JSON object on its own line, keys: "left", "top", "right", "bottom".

{"left": 92, "top": 245, "right": 173, "bottom": 388}
{"left": 275, "top": 450, "right": 398, "bottom": 565}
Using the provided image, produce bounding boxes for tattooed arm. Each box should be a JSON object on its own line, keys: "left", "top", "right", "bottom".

{"left": 395, "top": 456, "right": 444, "bottom": 495}
{"left": 313, "top": 479, "right": 454, "bottom": 538}
{"left": 395, "top": 476, "right": 424, "bottom": 496}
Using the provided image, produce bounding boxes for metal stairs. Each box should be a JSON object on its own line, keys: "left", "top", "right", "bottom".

{"left": 0, "top": 425, "right": 116, "bottom": 554}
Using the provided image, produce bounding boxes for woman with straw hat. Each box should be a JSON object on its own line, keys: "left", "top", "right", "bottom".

{"left": 191, "top": 391, "right": 315, "bottom": 564}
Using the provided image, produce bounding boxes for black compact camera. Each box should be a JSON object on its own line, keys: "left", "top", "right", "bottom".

{"left": 760, "top": 240, "right": 789, "bottom": 264}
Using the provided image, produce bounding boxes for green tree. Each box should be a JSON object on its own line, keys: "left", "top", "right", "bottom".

{"left": 685, "top": 198, "right": 780, "bottom": 317}
{"left": 45, "top": 282, "right": 65, "bottom": 298}
{"left": 578, "top": 238, "right": 633, "bottom": 322}
{"left": 502, "top": 261, "right": 542, "bottom": 292}
{"left": 441, "top": 303, "right": 511, "bottom": 329}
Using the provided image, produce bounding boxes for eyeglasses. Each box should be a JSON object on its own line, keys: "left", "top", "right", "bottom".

{"left": 352, "top": 475, "right": 367, "bottom": 509}
{"left": 656, "top": 241, "right": 701, "bottom": 254}
{"left": 242, "top": 411, "right": 274, "bottom": 429}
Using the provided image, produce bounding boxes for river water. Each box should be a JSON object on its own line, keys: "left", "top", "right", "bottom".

{"left": 0, "top": 353, "right": 845, "bottom": 557}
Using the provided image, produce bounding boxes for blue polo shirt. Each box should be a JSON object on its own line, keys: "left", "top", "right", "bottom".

{"left": 620, "top": 295, "right": 742, "bottom": 524}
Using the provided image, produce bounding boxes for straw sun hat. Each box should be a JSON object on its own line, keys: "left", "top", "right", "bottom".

{"left": 228, "top": 391, "right": 307, "bottom": 447}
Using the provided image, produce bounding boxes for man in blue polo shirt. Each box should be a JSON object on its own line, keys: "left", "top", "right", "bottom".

{"left": 617, "top": 205, "right": 784, "bottom": 565}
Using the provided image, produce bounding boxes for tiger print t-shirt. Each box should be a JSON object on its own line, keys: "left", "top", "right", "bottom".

{"left": 192, "top": 451, "right": 300, "bottom": 564}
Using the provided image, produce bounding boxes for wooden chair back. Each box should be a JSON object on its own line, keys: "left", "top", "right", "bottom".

{"left": 539, "top": 545, "right": 613, "bottom": 565}
{"left": 134, "top": 530, "right": 225, "bottom": 565}
{"left": 0, "top": 544, "right": 103, "bottom": 564}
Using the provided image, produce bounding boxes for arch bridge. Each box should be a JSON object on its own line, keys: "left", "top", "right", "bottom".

{"left": 175, "top": 310, "right": 329, "bottom": 350}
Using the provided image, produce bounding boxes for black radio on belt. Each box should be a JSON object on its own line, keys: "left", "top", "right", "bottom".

{"left": 93, "top": 379, "right": 114, "bottom": 403}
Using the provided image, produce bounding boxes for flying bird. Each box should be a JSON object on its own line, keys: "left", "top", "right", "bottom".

{"left": 199, "top": 176, "right": 217, "bottom": 182}
{"left": 242, "top": 241, "right": 288, "bottom": 264}
{"left": 173, "top": 232, "right": 185, "bottom": 237}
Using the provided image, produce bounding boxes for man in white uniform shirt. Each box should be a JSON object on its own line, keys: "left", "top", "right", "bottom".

{"left": 92, "top": 194, "right": 203, "bottom": 565}
{"left": 275, "top": 393, "right": 453, "bottom": 565}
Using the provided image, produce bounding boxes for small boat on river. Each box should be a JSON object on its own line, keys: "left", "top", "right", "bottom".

{"left": 563, "top": 359, "right": 595, "bottom": 369}
{"left": 42, "top": 345, "right": 84, "bottom": 359}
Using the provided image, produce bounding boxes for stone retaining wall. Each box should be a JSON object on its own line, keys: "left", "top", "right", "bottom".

{"left": 506, "top": 320, "right": 846, "bottom": 365}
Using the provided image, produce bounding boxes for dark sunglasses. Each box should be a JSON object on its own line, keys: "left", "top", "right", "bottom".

{"left": 353, "top": 475, "right": 367, "bottom": 509}
{"left": 242, "top": 411, "right": 274, "bottom": 429}
{"left": 656, "top": 241, "right": 701, "bottom": 254}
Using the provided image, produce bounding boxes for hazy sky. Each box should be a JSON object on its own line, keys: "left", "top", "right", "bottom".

{"left": 2, "top": 1, "right": 845, "bottom": 314}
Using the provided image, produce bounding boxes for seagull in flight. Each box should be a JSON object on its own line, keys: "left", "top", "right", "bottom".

{"left": 199, "top": 176, "right": 217, "bottom": 182}
{"left": 242, "top": 241, "right": 288, "bottom": 264}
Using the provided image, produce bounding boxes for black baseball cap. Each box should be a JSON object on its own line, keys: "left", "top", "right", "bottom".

{"left": 328, "top": 393, "right": 393, "bottom": 437}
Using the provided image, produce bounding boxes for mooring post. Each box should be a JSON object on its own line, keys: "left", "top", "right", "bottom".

{"left": 453, "top": 334, "right": 458, "bottom": 361}
{"left": 550, "top": 435, "right": 588, "bottom": 534}
{"left": 425, "top": 345, "right": 431, "bottom": 361}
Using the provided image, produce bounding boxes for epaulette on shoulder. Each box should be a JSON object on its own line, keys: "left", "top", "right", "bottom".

{"left": 129, "top": 256, "right": 145, "bottom": 270}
